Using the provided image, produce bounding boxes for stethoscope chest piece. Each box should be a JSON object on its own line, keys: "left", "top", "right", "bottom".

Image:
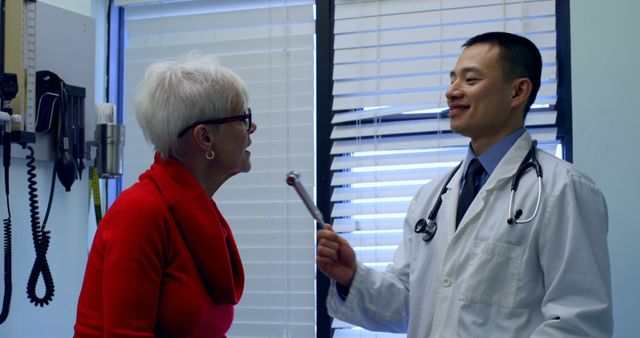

{"left": 415, "top": 218, "right": 437, "bottom": 242}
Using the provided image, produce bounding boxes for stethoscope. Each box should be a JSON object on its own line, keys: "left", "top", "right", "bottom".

{"left": 414, "top": 141, "right": 543, "bottom": 242}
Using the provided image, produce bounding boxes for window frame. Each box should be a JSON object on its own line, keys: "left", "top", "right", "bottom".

{"left": 315, "top": 2, "right": 336, "bottom": 338}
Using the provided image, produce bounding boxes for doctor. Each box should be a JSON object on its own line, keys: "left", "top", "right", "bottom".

{"left": 317, "top": 32, "right": 612, "bottom": 337}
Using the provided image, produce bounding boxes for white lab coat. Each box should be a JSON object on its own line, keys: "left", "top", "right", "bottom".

{"left": 327, "top": 131, "right": 612, "bottom": 337}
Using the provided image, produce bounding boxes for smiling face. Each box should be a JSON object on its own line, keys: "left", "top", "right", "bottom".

{"left": 446, "top": 43, "right": 526, "bottom": 154}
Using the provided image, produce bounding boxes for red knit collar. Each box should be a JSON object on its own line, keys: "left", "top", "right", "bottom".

{"left": 145, "top": 153, "right": 244, "bottom": 305}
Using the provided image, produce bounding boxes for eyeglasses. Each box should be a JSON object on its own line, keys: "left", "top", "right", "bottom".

{"left": 178, "top": 108, "right": 252, "bottom": 138}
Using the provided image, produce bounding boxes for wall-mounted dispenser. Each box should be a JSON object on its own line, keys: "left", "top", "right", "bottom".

{"left": 85, "top": 103, "right": 124, "bottom": 225}
{"left": 89, "top": 103, "right": 124, "bottom": 179}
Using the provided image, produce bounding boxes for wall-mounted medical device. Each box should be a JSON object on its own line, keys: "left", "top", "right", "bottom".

{"left": 34, "top": 70, "right": 87, "bottom": 191}
{"left": 0, "top": 70, "right": 19, "bottom": 326}
{"left": 1, "top": 0, "right": 96, "bottom": 324}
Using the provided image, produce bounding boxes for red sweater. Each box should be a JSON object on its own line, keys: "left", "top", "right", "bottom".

{"left": 74, "top": 155, "right": 244, "bottom": 338}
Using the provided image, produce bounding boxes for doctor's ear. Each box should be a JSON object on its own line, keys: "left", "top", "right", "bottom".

{"left": 510, "top": 78, "right": 532, "bottom": 109}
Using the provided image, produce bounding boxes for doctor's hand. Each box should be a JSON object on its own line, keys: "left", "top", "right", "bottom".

{"left": 316, "top": 224, "right": 356, "bottom": 287}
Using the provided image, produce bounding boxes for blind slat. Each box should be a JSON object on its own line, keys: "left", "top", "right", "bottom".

{"left": 342, "top": 231, "right": 404, "bottom": 247}
{"left": 334, "top": 1, "right": 555, "bottom": 33}
{"left": 333, "top": 217, "right": 409, "bottom": 233}
{"left": 331, "top": 185, "right": 423, "bottom": 202}
{"left": 127, "top": 22, "right": 315, "bottom": 45}
{"left": 330, "top": 110, "right": 557, "bottom": 139}
{"left": 331, "top": 147, "right": 466, "bottom": 170}
{"left": 332, "top": 202, "right": 415, "bottom": 218}
{"left": 334, "top": 0, "right": 548, "bottom": 19}
{"left": 332, "top": 87, "right": 556, "bottom": 114}
{"left": 330, "top": 128, "right": 557, "bottom": 155}
{"left": 334, "top": 17, "right": 555, "bottom": 49}
{"left": 125, "top": 48, "right": 315, "bottom": 70}
{"left": 333, "top": 41, "right": 556, "bottom": 66}
{"left": 332, "top": 65, "right": 557, "bottom": 95}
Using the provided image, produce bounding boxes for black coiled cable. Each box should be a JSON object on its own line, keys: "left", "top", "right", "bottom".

{"left": 1, "top": 124, "right": 13, "bottom": 324}
{"left": 23, "top": 144, "right": 55, "bottom": 306}
{"left": 0, "top": 193, "right": 11, "bottom": 324}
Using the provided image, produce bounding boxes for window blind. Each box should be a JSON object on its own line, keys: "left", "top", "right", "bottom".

{"left": 114, "top": 1, "right": 317, "bottom": 337}
{"left": 329, "top": 1, "right": 560, "bottom": 337}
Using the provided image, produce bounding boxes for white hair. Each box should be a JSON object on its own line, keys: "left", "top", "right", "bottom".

{"left": 133, "top": 51, "right": 249, "bottom": 158}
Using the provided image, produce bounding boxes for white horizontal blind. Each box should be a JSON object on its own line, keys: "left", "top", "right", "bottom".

{"left": 330, "top": 1, "right": 559, "bottom": 337}
{"left": 117, "top": 1, "right": 317, "bottom": 337}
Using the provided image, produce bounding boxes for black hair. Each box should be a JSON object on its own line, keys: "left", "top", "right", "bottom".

{"left": 462, "top": 32, "right": 542, "bottom": 116}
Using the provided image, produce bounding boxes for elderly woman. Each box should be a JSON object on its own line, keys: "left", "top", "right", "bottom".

{"left": 74, "top": 53, "right": 256, "bottom": 338}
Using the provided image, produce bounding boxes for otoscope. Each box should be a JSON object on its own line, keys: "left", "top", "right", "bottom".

{"left": 286, "top": 170, "right": 326, "bottom": 230}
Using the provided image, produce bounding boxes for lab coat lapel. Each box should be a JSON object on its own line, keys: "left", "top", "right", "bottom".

{"left": 454, "top": 132, "right": 533, "bottom": 231}
{"left": 482, "top": 132, "right": 533, "bottom": 192}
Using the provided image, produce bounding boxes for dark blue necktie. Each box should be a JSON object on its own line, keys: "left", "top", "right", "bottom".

{"left": 456, "top": 159, "right": 485, "bottom": 227}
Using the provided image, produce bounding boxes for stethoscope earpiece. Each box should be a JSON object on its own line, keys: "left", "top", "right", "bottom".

{"left": 515, "top": 209, "right": 523, "bottom": 219}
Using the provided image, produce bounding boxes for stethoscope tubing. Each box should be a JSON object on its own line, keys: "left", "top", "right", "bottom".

{"left": 508, "top": 176, "right": 542, "bottom": 225}
{"left": 416, "top": 141, "right": 542, "bottom": 241}
{"left": 507, "top": 140, "right": 543, "bottom": 225}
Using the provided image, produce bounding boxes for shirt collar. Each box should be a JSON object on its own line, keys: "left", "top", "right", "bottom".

{"left": 462, "top": 127, "right": 526, "bottom": 176}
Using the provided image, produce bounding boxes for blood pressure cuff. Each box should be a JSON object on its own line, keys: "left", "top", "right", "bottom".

{"left": 35, "top": 70, "right": 65, "bottom": 133}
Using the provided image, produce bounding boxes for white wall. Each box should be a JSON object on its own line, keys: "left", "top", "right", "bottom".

{"left": 40, "top": 0, "right": 93, "bottom": 16}
{"left": 570, "top": 1, "right": 640, "bottom": 337}
{"left": 0, "top": 1, "right": 106, "bottom": 337}
{"left": 0, "top": 160, "right": 89, "bottom": 337}
{"left": 43, "top": 0, "right": 107, "bottom": 103}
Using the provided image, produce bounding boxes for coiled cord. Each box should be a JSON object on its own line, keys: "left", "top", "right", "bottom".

{"left": 0, "top": 130, "right": 11, "bottom": 324}
{"left": 0, "top": 197, "right": 11, "bottom": 324}
{"left": 23, "top": 144, "right": 55, "bottom": 306}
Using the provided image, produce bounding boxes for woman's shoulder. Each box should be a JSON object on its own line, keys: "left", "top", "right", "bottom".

{"left": 113, "top": 179, "right": 168, "bottom": 211}
{"left": 92, "top": 180, "right": 174, "bottom": 274}
{"left": 99, "top": 180, "right": 173, "bottom": 238}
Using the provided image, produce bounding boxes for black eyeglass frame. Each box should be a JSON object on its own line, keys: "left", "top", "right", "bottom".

{"left": 177, "top": 108, "right": 252, "bottom": 138}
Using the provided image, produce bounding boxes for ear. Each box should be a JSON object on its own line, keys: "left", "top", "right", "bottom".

{"left": 192, "top": 125, "right": 215, "bottom": 151}
{"left": 510, "top": 78, "right": 532, "bottom": 111}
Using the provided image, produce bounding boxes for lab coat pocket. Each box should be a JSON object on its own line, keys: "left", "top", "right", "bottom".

{"left": 460, "top": 240, "right": 524, "bottom": 308}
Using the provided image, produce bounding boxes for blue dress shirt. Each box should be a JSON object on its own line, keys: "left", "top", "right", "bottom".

{"left": 460, "top": 127, "right": 526, "bottom": 191}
